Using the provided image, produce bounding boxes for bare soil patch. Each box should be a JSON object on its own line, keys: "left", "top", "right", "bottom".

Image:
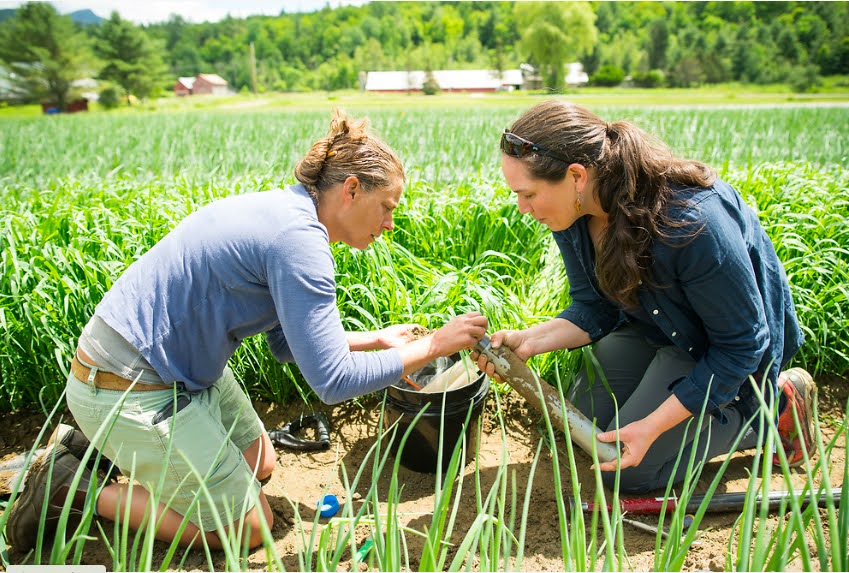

{"left": 2, "top": 374, "right": 846, "bottom": 571}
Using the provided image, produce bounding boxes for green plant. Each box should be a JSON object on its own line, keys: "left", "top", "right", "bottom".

{"left": 632, "top": 70, "right": 665, "bottom": 88}
{"left": 422, "top": 71, "right": 440, "bottom": 96}
{"left": 590, "top": 65, "right": 626, "bottom": 87}
{"left": 98, "top": 86, "right": 121, "bottom": 110}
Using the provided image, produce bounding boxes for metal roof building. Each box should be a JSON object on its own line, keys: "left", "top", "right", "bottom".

{"left": 365, "top": 69, "right": 524, "bottom": 93}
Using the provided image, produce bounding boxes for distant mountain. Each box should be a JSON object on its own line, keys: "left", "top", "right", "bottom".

{"left": 70, "top": 9, "right": 103, "bottom": 25}
{"left": 0, "top": 8, "right": 104, "bottom": 25}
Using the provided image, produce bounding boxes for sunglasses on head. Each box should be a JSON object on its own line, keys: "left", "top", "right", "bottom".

{"left": 500, "top": 130, "right": 572, "bottom": 164}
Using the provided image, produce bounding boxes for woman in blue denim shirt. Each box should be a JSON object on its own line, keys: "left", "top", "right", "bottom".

{"left": 476, "top": 100, "right": 815, "bottom": 493}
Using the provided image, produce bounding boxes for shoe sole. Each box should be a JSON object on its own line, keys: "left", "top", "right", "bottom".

{"left": 6, "top": 425, "right": 91, "bottom": 551}
{"left": 44, "top": 424, "right": 120, "bottom": 482}
{"left": 784, "top": 367, "right": 816, "bottom": 413}
{"left": 783, "top": 367, "right": 816, "bottom": 468}
{"left": 47, "top": 424, "right": 76, "bottom": 451}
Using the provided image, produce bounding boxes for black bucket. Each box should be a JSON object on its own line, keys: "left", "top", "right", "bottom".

{"left": 383, "top": 357, "right": 489, "bottom": 473}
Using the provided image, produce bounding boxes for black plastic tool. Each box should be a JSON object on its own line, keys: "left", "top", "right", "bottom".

{"left": 269, "top": 413, "right": 332, "bottom": 451}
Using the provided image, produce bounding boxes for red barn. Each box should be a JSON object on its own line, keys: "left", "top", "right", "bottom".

{"left": 174, "top": 77, "right": 195, "bottom": 96}
{"left": 192, "top": 74, "right": 229, "bottom": 95}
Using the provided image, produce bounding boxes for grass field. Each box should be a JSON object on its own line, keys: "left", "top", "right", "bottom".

{"left": 0, "top": 91, "right": 848, "bottom": 570}
{"left": 1, "top": 96, "right": 847, "bottom": 409}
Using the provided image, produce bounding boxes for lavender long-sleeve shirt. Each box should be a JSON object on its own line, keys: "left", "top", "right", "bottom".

{"left": 95, "top": 184, "right": 403, "bottom": 403}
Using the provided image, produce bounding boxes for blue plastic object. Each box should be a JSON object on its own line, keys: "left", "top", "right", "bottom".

{"left": 318, "top": 494, "right": 339, "bottom": 518}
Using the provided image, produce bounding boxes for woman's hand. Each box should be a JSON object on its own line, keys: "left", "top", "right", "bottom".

{"left": 429, "top": 312, "right": 488, "bottom": 356}
{"left": 470, "top": 329, "right": 532, "bottom": 381}
{"left": 594, "top": 419, "right": 661, "bottom": 471}
{"left": 592, "top": 395, "right": 691, "bottom": 472}
{"left": 468, "top": 318, "right": 590, "bottom": 380}
{"left": 396, "top": 313, "right": 487, "bottom": 377}
{"left": 377, "top": 324, "right": 427, "bottom": 349}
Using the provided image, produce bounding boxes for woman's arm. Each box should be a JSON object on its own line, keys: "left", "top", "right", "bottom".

{"left": 346, "top": 324, "right": 424, "bottom": 351}
{"left": 552, "top": 228, "right": 621, "bottom": 341}
{"left": 344, "top": 317, "right": 488, "bottom": 375}
{"left": 594, "top": 394, "right": 692, "bottom": 471}
{"left": 502, "top": 317, "right": 592, "bottom": 360}
{"left": 396, "top": 313, "right": 488, "bottom": 376}
{"left": 473, "top": 317, "right": 591, "bottom": 377}
{"left": 664, "top": 195, "right": 770, "bottom": 416}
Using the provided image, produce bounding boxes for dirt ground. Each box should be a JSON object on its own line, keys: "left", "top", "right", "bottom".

{"left": 2, "top": 373, "right": 847, "bottom": 572}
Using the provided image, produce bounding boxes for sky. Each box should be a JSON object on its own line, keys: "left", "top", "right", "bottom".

{"left": 0, "top": 0, "right": 369, "bottom": 24}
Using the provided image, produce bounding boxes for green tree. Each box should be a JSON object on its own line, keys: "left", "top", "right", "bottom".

{"left": 0, "top": 2, "right": 94, "bottom": 109}
{"left": 354, "top": 37, "right": 387, "bottom": 72}
{"left": 97, "top": 85, "right": 121, "bottom": 109}
{"left": 171, "top": 40, "right": 203, "bottom": 77}
{"left": 796, "top": 13, "right": 829, "bottom": 57}
{"left": 788, "top": 63, "right": 821, "bottom": 93}
{"left": 454, "top": 35, "right": 484, "bottom": 65}
{"left": 732, "top": 25, "right": 756, "bottom": 81}
{"left": 135, "top": 0, "right": 844, "bottom": 96}
{"left": 95, "top": 12, "right": 169, "bottom": 104}
{"left": 775, "top": 26, "right": 802, "bottom": 64}
{"left": 647, "top": 18, "right": 669, "bottom": 70}
{"left": 590, "top": 64, "right": 625, "bottom": 87}
{"left": 422, "top": 68, "right": 440, "bottom": 95}
{"left": 583, "top": 44, "right": 601, "bottom": 75}
{"left": 515, "top": 2, "right": 597, "bottom": 91}
{"left": 818, "top": 36, "right": 849, "bottom": 75}
{"left": 161, "top": 13, "right": 188, "bottom": 51}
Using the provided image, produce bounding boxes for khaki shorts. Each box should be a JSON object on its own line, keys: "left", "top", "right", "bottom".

{"left": 66, "top": 366, "right": 265, "bottom": 532}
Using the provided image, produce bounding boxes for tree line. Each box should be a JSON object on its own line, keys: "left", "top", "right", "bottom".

{"left": 1, "top": 1, "right": 847, "bottom": 109}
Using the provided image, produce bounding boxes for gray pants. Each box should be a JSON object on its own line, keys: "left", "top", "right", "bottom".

{"left": 568, "top": 323, "right": 759, "bottom": 493}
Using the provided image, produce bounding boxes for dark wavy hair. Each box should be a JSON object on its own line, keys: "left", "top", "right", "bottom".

{"left": 506, "top": 100, "right": 716, "bottom": 308}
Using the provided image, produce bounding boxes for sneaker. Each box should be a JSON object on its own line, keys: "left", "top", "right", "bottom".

{"left": 5, "top": 439, "right": 95, "bottom": 552}
{"left": 47, "top": 423, "right": 121, "bottom": 481}
{"left": 47, "top": 424, "right": 89, "bottom": 457}
{"left": 773, "top": 367, "right": 816, "bottom": 468}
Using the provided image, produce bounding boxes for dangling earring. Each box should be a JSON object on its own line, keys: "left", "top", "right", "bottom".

{"left": 575, "top": 192, "right": 583, "bottom": 214}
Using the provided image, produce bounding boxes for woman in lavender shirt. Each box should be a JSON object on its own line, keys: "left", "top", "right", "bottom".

{"left": 7, "top": 110, "right": 487, "bottom": 551}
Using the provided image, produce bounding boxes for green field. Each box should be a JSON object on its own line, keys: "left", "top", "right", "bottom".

{"left": 2, "top": 96, "right": 848, "bottom": 409}
{"left": 1, "top": 95, "right": 849, "bottom": 570}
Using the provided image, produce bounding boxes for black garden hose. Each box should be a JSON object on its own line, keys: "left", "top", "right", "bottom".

{"left": 268, "top": 413, "right": 332, "bottom": 451}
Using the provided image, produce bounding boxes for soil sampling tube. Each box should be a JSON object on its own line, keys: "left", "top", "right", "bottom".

{"left": 474, "top": 334, "right": 619, "bottom": 463}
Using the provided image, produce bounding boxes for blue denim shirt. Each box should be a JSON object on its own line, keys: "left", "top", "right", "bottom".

{"left": 553, "top": 178, "right": 803, "bottom": 422}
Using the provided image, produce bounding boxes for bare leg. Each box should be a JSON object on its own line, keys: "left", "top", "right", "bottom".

{"left": 95, "top": 434, "right": 276, "bottom": 549}
{"left": 242, "top": 431, "right": 276, "bottom": 481}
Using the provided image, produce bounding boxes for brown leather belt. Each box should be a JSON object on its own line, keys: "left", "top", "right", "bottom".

{"left": 71, "top": 351, "right": 172, "bottom": 392}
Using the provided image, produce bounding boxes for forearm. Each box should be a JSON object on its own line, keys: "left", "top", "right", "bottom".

{"left": 348, "top": 313, "right": 486, "bottom": 376}
{"left": 395, "top": 322, "right": 481, "bottom": 377}
{"left": 395, "top": 336, "right": 443, "bottom": 377}
{"left": 346, "top": 330, "right": 385, "bottom": 351}
{"left": 642, "top": 394, "right": 692, "bottom": 437}
{"left": 523, "top": 318, "right": 592, "bottom": 356}
{"left": 596, "top": 393, "right": 693, "bottom": 471}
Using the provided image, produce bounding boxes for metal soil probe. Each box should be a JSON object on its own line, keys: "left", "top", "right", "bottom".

{"left": 474, "top": 334, "right": 619, "bottom": 463}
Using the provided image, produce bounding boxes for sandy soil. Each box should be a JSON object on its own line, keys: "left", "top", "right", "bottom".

{"left": 2, "top": 373, "right": 846, "bottom": 571}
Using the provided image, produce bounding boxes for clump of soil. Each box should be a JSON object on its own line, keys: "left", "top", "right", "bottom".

{"left": 409, "top": 325, "right": 430, "bottom": 340}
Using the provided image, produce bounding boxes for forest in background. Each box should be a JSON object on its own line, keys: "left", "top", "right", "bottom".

{"left": 1, "top": 1, "right": 848, "bottom": 108}
{"left": 148, "top": 1, "right": 849, "bottom": 92}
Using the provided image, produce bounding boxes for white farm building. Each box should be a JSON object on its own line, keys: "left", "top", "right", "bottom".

{"left": 365, "top": 69, "right": 525, "bottom": 93}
